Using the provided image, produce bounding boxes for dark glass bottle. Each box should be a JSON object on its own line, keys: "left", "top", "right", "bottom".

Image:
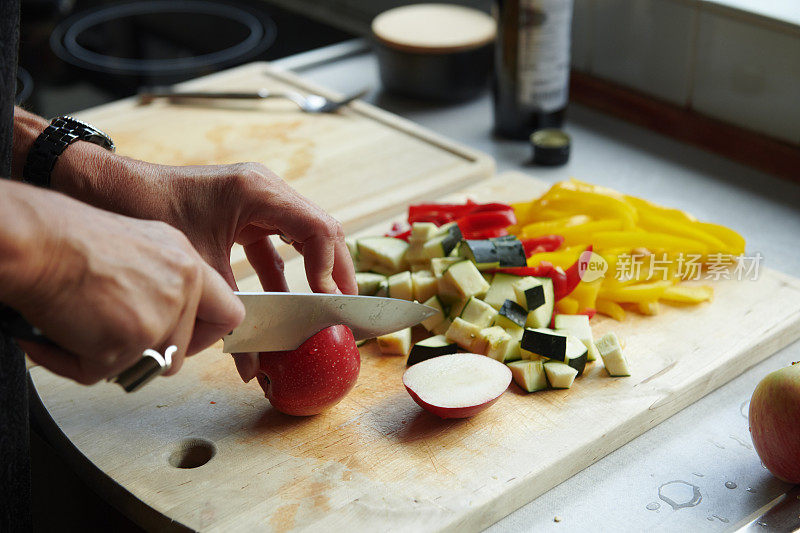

{"left": 493, "top": 0, "right": 573, "bottom": 139}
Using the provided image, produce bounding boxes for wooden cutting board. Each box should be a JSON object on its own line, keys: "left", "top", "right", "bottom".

{"left": 30, "top": 173, "right": 800, "bottom": 532}
{"left": 73, "top": 62, "right": 493, "bottom": 279}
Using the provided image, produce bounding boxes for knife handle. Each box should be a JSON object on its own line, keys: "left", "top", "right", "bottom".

{"left": 0, "top": 304, "right": 174, "bottom": 392}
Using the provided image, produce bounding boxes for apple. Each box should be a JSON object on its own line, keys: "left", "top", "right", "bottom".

{"left": 749, "top": 362, "right": 800, "bottom": 483}
{"left": 257, "top": 325, "right": 360, "bottom": 416}
{"left": 403, "top": 353, "right": 512, "bottom": 419}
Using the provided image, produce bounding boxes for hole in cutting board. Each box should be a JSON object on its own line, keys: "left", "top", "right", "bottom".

{"left": 168, "top": 438, "right": 216, "bottom": 468}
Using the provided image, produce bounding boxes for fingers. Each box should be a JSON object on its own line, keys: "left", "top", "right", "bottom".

{"left": 300, "top": 234, "right": 339, "bottom": 293}
{"left": 184, "top": 264, "right": 245, "bottom": 359}
{"left": 332, "top": 239, "right": 358, "bottom": 295}
{"left": 21, "top": 342, "right": 85, "bottom": 383}
{"left": 244, "top": 236, "right": 289, "bottom": 292}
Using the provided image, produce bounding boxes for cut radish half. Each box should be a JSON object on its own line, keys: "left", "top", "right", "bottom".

{"left": 402, "top": 353, "right": 512, "bottom": 419}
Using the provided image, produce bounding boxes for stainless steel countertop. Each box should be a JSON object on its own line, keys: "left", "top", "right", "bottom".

{"left": 275, "top": 40, "right": 800, "bottom": 532}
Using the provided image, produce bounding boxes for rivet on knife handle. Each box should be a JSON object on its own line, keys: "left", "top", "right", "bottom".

{"left": 110, "top": 346, "right": 177, "bottom": 393}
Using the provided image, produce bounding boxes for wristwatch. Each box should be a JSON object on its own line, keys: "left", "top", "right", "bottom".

{"left": 22, "top": 115, "right": 115, "bottom": 188}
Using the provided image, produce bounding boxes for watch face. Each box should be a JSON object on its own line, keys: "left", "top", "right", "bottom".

{"left": 60, "top": 116, "right": 115, "bottom": 151}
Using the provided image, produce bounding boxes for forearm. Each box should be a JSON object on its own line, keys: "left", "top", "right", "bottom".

{"left": 0, "top": 180, "right": 53, "bottom": 307}
{"left": 11, "top": 107, "right": 168, "bottom": 220}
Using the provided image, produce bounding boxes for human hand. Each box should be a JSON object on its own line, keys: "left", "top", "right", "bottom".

{"left": 0, "top": 181, "right": 244, "bottom": 385}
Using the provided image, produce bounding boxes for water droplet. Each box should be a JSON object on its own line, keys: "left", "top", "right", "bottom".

{"left": 747, "top": 487, "right": 758, "bottom": 493}
{"left": 729, "top": 434, "right": 753, "bottom": 449}
{"left": 725, "top": 481, "right": 738, "bottom": 489}
{"left": 658, "top": 481, "right": 703, "bottom": 510}
{"left": 646, "top": 502, "right": 661, "bottom": 511}
{"left": 740, "top": 400, "right": 750, "bottom": 419}
{"left": 713, "top": 515, "right": 729, "bottom": 523}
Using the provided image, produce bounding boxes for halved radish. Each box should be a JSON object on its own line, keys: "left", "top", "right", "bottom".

{"left": 402, "top": 353, "right": 512, "bottom": 419}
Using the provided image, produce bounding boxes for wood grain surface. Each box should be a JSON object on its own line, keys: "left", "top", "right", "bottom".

{"left": 73, "top": 62, "right": 493, "bottom": 280}
{"left": 29, "top": 172, "right": 800, "bottom": 532}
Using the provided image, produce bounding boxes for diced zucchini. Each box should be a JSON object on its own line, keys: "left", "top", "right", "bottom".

{"left": 525, "top": 277, "right": 555, "bottom": 328}
{"left": 496, "top": 299, "right": 528, "bottom": 328}
{"left": 346, "top": 237, "right": 358, "bottom": 262}
{"left": 387, "top": 271, "right": 413, "bottom": 300}
{"left": 554, "top": 314, "right": 599, "bottom": 362}
{"left": 356, "top": 338, "right": 369, "bottom": 347}
{"left": 460, "top": 296, "right": 498, "bottom": 328}
{"left": 479, "top": 326, "right": 513, "bottom": 361}
{"left": 432, "top": 317, "right": 453, "bottom": 336}
{"left": 377, "top": 327, "right": 412, "bottom": 356}
{"left": 412, "top": 270, "right": 438, "bottom": 303}
{"left": 421, "top": 296, "right": 446, "bottom": 331}
{"left": 410, "top": 222, "right": 439, "bottom": 241}
{"left": 512, "top": 276, "right": 546, "bottom": 311}
{"left": 521, "top": 328, "right": 568, "bottom": 361}
{"left": 458, "top": 240, "right": 501, "bottom": 270}
{"left": 508, "top": 359, "right": 548, "bottom": 392}
{"left": 405, "top": 241, "right": 427, "bottom": 264}
{"left": 356, "top": 237, "right": 408, "bottom": 274}
{"left": 491, "top": 238, "right": 527, "bottom": 267}
{"left": 442, "top": 260, "right": 491, "bottom": 299}
{"left": 407, "top": 335, "right": 458, "bottom": 366}
{"left": 421, "top": 223, "right": 462, "bottom": 259}
{"left": 374, "top": 279, "right": 389, "bottom": 297}
{"left": 564, "top": 335, "right": 589, "bottom": 376}
{"left": 431, "top": 257, "right": 462, "bottom": 277}
{"left": 596, "top": 332, "right": 630, "bottom": 376}
{"left": 445, "top": 317, "right": 483, "bottom": 352}
{"left": 503, "top": 324, "right": 524, "bottom": 361}
{"left": 483, "top": 273, "right": 522, "bottom": 310}
{"left": 355, "top": 272, "right": 386, "bottom": 296}
{"left": 544, "top": 361, "right": 579, "bottom": 389}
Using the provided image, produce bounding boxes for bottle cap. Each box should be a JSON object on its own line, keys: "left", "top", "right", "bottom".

{"left": 530, "top": 129, "right": 570, "bottom": 166}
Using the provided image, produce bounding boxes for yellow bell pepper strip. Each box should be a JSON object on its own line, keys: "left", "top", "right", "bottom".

{"left": 559, "top": 219, "right": 625, "bottom": 246}
{"left": 694, "top": 222, "right": 746, "bottom": 255}
{"left": 538, "top": 193, "right": 638, "bottom": 230}
{"left": 520, "top": 215, "right": 591, "bottom": 238}
{"left": 556, "top": 297, "right": 579, "bottom": 315}
{"left": 596, "top": 299, "right": 626, "bottom": 320}
{"left": 624, "top": 195, "right": 697, "bottom": 224}
{"left": 637, "top": 300, "right": 660, "bottom": 316}
{"left": 551, "top": 178, "right": 628, "bottom": 200}
{"left": 660, "top": 285, "right": 714, "bottom": 304}
{"left": 527, "top": 245, "right": 586, "bottom": 269}
{"left": 636, "top": 210, "right": 728, "bottom": 252}
{"left": 570, "top": 279, "right": 603, "bottom": 312}
{"left": 598, "top": 280, "right": 673, "bottom": 303}
{"left": 590, "top": 231, "right": 709, "bottom": 255}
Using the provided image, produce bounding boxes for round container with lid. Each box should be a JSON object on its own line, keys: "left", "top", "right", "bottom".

{"left": 372, "top": 4, "right": 496, "bottom": 102}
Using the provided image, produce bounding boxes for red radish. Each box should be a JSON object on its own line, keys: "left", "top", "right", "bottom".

{"left": 749, "top": 362, "right": 800, "bottom": 483}
{"left": 403, "top": 353, "right": 512, "bottom": 419}
{"left": 257, "top": 325, "right": 360, "bottom": 416}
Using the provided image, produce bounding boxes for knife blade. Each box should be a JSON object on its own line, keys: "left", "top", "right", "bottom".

{"left": 223, "top": 292, "right": 437, "bottom": 353}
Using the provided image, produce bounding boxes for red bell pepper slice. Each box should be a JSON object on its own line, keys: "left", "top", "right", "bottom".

{"left": 456, "top": 211, "right": 516, "bottom": 236}
{"left": 385, "top": 222, "right": 411, "bottom": 241}
{"left": 521, "top": 235, "right": 564, "bottom": 256}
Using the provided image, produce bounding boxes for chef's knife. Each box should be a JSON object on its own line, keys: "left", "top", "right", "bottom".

{"left": 223, "top": 292, "right": 437, "bottom": 353}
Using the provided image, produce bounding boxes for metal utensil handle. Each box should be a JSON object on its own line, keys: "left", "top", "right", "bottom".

{"left": 0, "top": 304, "right": 175, "bottom": 392}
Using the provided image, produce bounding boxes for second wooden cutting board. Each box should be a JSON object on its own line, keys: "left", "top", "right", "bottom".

{"left": 30, "top": 172, "right": 800, "bottom": 532}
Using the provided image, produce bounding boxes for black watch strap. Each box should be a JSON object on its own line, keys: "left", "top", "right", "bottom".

{"left": 22, "top": 116, "right": 115, "bottom": 188}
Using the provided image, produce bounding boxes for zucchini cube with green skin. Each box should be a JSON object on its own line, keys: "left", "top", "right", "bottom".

{"left": 596, "top": 332, "right": 630, "bottom": 376}
{"left": 422, "top": 223, "right": 462, "bottom": 259}
{"left": 432, "top": 317, "right": 453, "bottom": 336}
{"left": 421, "top": 296, "right": 446, "bottom": 332}
{"left": 355, "top": 272, "right": 386, "bottom": 296}
{"left": 479, "top": 326, "right": 513, "bottom": 361}
{"left": 483, "top": 273, "right": 522, "bottom": 310}
{"left": 521, "top": 328, "right": 568, "bottom": 361}
{"left": 377, "top": 327, "right": 412, "bottom": 356}
{"left": 407, "top": 335, "right": 458, "bottom": 366}
{"left": 356, "top": 237, "right": 409, "bottom": 275}
{"left": 512, "top": 276, "right": 546, "bottom": 311}
{"left": 374, "top": 280, "right": 389, "bottom": 297}
{"left": 442, "top": 260, "right": 491, "bottom": 299}
{"left": 410, "top": 222, "right": 439, "bottom": 241}
{"left": 430, "top": 257, "right": 461, "bottom": 277}
{"left": 387, "top": 271, "right": 413, "bottom": 300}
{"left": 520, "top": 277, "right": 554, "bottom": 328}
{"left": 508, "top": 359, "right": 548, "bottom": 392}
{"left": 460, "top": 297, "right": 499, "bottom": 328}
{"left": 412, "top": 270, "right": 438, "bottom": 303}
{"left": 502, "top": 324, "right": 524, "bottom": 361}
{"left": 496, "top": 299, "right": 528, "bottom": 328}
{"left": 555, "top": 314, "right": 600, "bottom": 362}
{"left": 491, "top": 239, "right": 527, "bottom": 267}
{"left": 445, "top": 317, "right": 484, "bottom": 352}
{"left": 544, "top": 361, "right": 579, "bottom": 389}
